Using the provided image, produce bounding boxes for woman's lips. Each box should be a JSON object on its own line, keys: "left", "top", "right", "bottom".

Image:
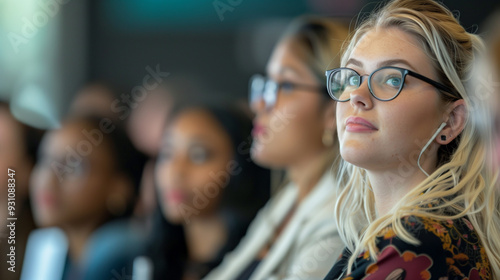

{"left": 345, "top": 116, "right": 378, "bottom": 132}
{"left": 165, "top": 189, "right": 187, "bottom": 205}
{"left": 252, "top": 123, "right": 266, "bottom": 137}
{"left": 36, "top": 192, "right": 58, "bottom": 209}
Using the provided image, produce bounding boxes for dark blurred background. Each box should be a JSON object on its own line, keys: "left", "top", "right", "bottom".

{"left": 1, "top": 0, "right": 498, "bottom": 129}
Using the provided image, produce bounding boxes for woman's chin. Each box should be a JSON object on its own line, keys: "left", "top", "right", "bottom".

{"left": 165, "top": 213, "right": 185, "bottom": 225}
{"left": 340, "top": 147, "right": 372, "bottom": 167}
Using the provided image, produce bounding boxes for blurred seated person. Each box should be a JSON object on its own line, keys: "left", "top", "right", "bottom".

{"left": 127, "top": 76, "right": 209, "bottom": 222}
{"left": 204, "top": 16, "right": 348, "bottom": 280}
{"left": 28, "top": 115, "right": 147, "bottom": 280}
{"left": 0, "top": 101, "right": 43, "bottom": 280}
{"left": 148, "top": 105, "right": 271, "bottom": 280}
{"left": 68, "top": 80, "right": 164, "bottom": 227}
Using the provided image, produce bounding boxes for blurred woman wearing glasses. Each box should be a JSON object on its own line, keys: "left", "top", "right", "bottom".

{"left": 204, "top": 17, "right": 348, "bottom": 280}
{"left": 323, "top": 0, "right": 500, "bottom": 279}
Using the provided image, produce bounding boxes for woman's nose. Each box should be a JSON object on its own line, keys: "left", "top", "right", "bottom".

{"left": 251, "top": 97, "right": 267, "bottom": 114}
{"left": 349, "top": 79, "right": 373, "bottom": 110}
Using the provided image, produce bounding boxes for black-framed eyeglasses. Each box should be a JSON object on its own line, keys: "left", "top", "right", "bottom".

{"left": 325, "top": 66, "right": 457, "bottom": 102}
{"left": 249, "top": 74, "right": 329, "bottom": 109}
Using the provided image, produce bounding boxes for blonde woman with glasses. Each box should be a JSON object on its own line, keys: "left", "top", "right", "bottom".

{"left": 323, "top": 0, "right": 500, "bottom": 279}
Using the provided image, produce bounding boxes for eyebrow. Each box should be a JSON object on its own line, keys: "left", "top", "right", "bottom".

{"left": 346, "top": 58, "right": 418, "bottom": 72}
{"left": 162, "top": 135, "right": 208, "bottom": 147}
{"left": 188, "top": 138, "right": 209, "bottom": 146}
{"left": 345, "top": 58, "right": 363, "bottom": 67}
{"left": 281, "top": 66, "right": 300, "bottom": 75}
{"left": 268, "top": 66, "right": 301, "bottom": 78}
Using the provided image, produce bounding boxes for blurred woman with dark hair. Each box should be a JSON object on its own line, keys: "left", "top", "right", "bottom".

{"left": 150, "top": 104, "right": 271, "bottom": 280}
{"left": 0, "top": 101, "right": 43, "bottom": 280}
{"left": 28, "top": 115, "right": 147, "bottom": 280}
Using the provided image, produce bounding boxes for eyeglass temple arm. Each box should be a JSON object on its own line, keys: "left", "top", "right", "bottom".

{"left": 406, "top": 70, "right": 455, "bottom": 95}
{"left": 284, "top": 82, "right": 329, "bottom": 98}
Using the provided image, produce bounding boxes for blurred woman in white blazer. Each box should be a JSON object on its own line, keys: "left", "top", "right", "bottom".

{"left": 204, "top": 16, "right": 349, "bottom": 280}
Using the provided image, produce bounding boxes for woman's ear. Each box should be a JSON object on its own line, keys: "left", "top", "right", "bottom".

{"left": 437, "top": 99, "right": 467, "bottom": 144}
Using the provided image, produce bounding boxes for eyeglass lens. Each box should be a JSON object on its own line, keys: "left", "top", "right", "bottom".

{"left": 249, "top": 75, "right": 278, "bottom": 108}
{"left": 328, "top": 68, "right": 405, "bottom": 101}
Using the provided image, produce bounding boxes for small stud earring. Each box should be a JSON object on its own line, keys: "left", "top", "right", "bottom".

{"left": 441, "top": 135, "right": 447, "bottom": 141}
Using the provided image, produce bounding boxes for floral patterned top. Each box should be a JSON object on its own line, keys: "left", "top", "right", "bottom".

{"left": 324, "top": 215, "right": 491, "bottom": 280}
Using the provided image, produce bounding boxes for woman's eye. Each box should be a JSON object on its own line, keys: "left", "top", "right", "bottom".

{"left": 158, "top": 149, "right": 173, "bottom": 162}
{"left": 73, "top": 163, "right": 88, "bottom": 177}
{"left": 189, "top": 146, "right": 210, "bottom": 164}
{"left": 39, "top": 156, "right": 52, "bottom": 167}
{"left": 385, "top": 77, "right": 402, "bottom": 88}
{"left": 347, "top": 75, "right": 360, "bottom": 86}
{"left": 279, "top": 82, "right": 295, "bottom": 92}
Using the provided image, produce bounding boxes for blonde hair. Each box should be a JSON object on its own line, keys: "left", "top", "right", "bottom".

{"left": 334, "top": 0, "right": 500, "bottom": 276}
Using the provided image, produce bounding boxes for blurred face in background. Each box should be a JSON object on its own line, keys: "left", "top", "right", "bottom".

{"left": 128, "top": 89, "right": 172, "bottom": 157}
{"left": 30, "top": 122, "right": 122, "bottom": 228}
{"left": 250, "top": 38, "right": 331, "bottom": 168}
{"left": 155, "top": 109, "right": 234, "bottom": 224}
